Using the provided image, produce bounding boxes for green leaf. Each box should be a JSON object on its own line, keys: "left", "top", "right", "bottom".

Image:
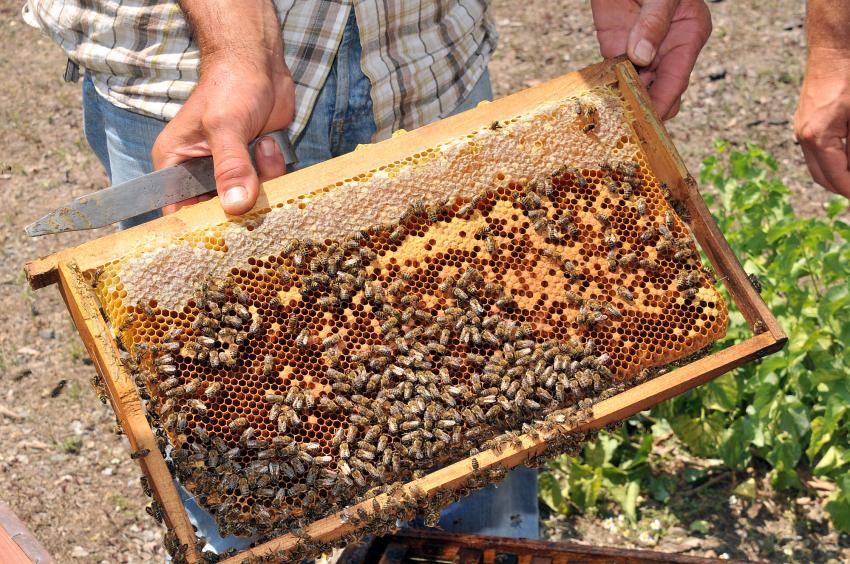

{"left": 826, "top": 474, "right": 850, "bottom": 533}
{"left": 689, "top": 519, "right": 711, "bottom": 535}
{"left": 568, "top": 464, "right": 603, "bottom": 513}
{"left": 719, "top": 417, "right": 755, "bottom": 470}
{"left": 775, "top": 397, "right": 811, "bottom": 440}
{"left": 647, "top": 474, "right": 674, "bottom": 503}
{"left": 733, "top": 477, "right": 758, "bottom": 499}
{"left": 813, "top": 445, "right": 850, "bottom": 477}
{"left": 807, "top": 397, "right": 848, "bottom": 460}
{"left": 766, "top": 432, "right": 802, "bottom": 489}
{"left": 584, "top": 433, "right": 620, "bottom": 468}
{"left": 538, "top": 472, "right": 570, "bottom": 514}
{"left": 703, "top": 373, "right": 740, "bottom": 412}
{"left": 818, "top": 284, "right": 850, "bottom": 320}
{"left": 825, "top": 198, "right": 849, "bottom": 219}
{"left": 606, "top": 480, "right": 640, "bottom": 523}
{"left": 683, "top": 466, "right": 709, "bottom": 484}
{"left": 670, "top": 413, "right": 727, "bottom": 457}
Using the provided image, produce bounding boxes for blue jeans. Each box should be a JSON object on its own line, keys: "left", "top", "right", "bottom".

{"left": 83, "top": 10, "right": 538, "bottom": 554}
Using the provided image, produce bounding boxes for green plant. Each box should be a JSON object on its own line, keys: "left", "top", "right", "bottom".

{"left": 540, "top": 143, "right": 850, "bottom": 532}
{"left": 57, "top": 436, "right": 83, "bottom": 455}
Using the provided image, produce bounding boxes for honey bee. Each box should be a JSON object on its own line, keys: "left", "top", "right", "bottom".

{"left": 604, "top": 302, "right": 623, "bottom": 320}
{"left": 118, "top": 313, "right": 137, "bottom": 333}
{"left": 616, "top": 286, "right": 634, "bottom": 303}
{"left": 130, "top": 447, "right": 150, "bottom": 460}
{"left": 674, "top": 248, "right": 693, "bottom": 261}
{"left": 636, "top": 198, "right": 648, "bottom": 216}
{"left": 521, "top": 191, "right": 542, "bottom": 211}
{"left": 658, "top": 224, "right": 674, "bottom": 241}
{"left": 656, "top": 239, "right": 673, "bottom": 254}
{"left": 564, "top": 165, "right": 587, "bottom": 188}
{"left": 219, "top": 349, "right": 237, "bottom": 368}
{"left": 257, "top": 354, "right": 273, "bottom": 379}
{"left": 564, "top": 290, "right": 584, "bottom": 307}
{"left": 639, "top": 225, "right": 656, "bottom": 242}
{"left": 638, "top": 258, "right": 660, "bottom": 272}
{"left": 295, "top": 329, "right": 310, "bottom": 348}
{"left": 190, "top": 399, "right": 208, "bottom": 414}
{"left": 603, "top": 229, "right": 619, "bottom": 248}
{"left": 665, "top": 209, "right": 675, "bottom": 230}
{"left": 322, "top": 333, "right": 341, "bottom": 350}
{"left": 618, "top": 252, "right": 638, "bottom": 267}
{"left": 229, "top": 417, "right": 249, "bottom": 432}
{"left": 388, "top": 225, "right": 407, "bottom": 243}
{"left": 176, "top": 412, "right": 188, "bottom": 433}
{"left": 747, "top": 273, "right": 762, "bottom": 294}
{"left": 607, "top": 249, "right": 618, "bottom": 272}
{"left": 532, "top": 216, "right": 549, "bottom": 234}
{"left": 136, "top": 300, "right": 156, "bottom": 318}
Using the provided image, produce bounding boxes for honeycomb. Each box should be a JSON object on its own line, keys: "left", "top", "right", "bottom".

{"left": 88, "top": 86, "right": 727, "bottom": 542}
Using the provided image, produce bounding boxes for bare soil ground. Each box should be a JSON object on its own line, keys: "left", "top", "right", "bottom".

{"left": 0, "top": 0, "right": 845, "bottom": 562}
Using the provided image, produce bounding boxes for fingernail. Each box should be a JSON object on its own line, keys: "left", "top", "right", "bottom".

{"left": 634, "top": 39, "right": 655, "bottom": 66}
{"left": 222, "top": 186, "right": 247, "bottom": 207}
{"left": 260, "top": 137, "right": 276, "bottom": 158}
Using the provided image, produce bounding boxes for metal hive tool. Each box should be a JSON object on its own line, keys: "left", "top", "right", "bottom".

{"left": 25, "top": 57, "right": 785, "bottom": 563}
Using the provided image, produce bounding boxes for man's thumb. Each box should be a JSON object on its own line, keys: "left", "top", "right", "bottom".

{"left": 206, "top": 126, "right": 260, "bottom": 216}
{"left": 627, "top": 0, "right": 678, "bottom": 66}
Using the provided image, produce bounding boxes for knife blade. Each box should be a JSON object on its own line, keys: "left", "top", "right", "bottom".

{"left": 25, "top": 129, "right": 297, "bottom": 236}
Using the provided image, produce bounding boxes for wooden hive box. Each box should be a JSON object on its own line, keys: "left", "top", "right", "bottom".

{"left": 25, "top": 57, "right": 785, "bottom": 563}
{"left": 336, "top": 528, "right": 753, "bottom": 564}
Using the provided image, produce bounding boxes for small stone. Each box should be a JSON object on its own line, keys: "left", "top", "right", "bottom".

{"left": 71, "top": 546, "right": 89, "bottom": 558}
{"left": 101, "top": 467, "right": 114, "bottom": 476}
{"left": 12, "top": 368, "right": 32, "bottom": 381}
{"left": 783, "top": 18, "right": 804, "bottom": 31}
{"left": 38, "top": 329, "right": 56, "bottom": 340}
{"left": 707, "top": 66, "right": 727, "bottom": 81}
{"left": 650, "top": 518, "right": 662, "bottom": 531}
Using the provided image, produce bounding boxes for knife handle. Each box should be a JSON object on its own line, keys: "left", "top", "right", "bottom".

{"left": 248, "top": 129, "right": 299, "bottom": 167}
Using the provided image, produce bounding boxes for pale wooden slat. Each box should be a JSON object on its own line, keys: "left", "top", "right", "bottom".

{"left": 56, "top": 263, "right": 200, "bottom": 563}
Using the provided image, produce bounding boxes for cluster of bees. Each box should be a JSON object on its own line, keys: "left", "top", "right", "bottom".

{"left": 109, "top": 143, "right": 721, "bottom": 562}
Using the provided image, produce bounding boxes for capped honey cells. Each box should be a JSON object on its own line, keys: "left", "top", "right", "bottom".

{"left": 87, "top": 86, "right": 727, "bottom": 547}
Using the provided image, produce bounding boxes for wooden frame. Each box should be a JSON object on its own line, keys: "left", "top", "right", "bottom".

{"left": 25, "top": 57, "right": 785, "bottom": 563}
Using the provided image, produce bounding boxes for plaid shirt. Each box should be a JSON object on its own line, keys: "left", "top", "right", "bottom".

{"left": 23, "top": 1, "right": 497, "bottom": 141}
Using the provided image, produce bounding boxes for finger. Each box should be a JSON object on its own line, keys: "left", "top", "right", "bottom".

{"left": 663, "top": 97, "right": 682, "bottom": 120}
{"left": 163, "top": 196, "right": 201, "bottom": 215}
{"left": 810, "top": 134, "right": 850, "bottom": 198}
{"left": 254, "top": 136, "right": 287, "bottom": 183}
{"left": 161, "top": 192, "right": 216, "bottom": 215}
{"left": 151, "top": 100, "right": 210, "bottom": 170}
{"left": 627, "top": 0, "right": 679, "bottom": 66}
{"left": 203, "top": 123, "right": 260, "bottom": 215}
{"left": 637, "top": 68, "right": 657, "bottom": 88}
{"left": 798, "top": 142, "right": 832, "bottom": 191}
{"left": 647, "top": 45, "right": 698, "bottom": 119}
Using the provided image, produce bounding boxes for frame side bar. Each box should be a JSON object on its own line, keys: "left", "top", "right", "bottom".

{"left": 613, "top": 62, "right": 786, "bottom": 343}
{"left": 56, "top": 262, "right": 200, "bottom": 563}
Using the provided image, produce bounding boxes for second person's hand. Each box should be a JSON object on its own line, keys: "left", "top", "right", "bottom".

{"left": 591, "top": 0, "right": 712, "bottom": 120}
